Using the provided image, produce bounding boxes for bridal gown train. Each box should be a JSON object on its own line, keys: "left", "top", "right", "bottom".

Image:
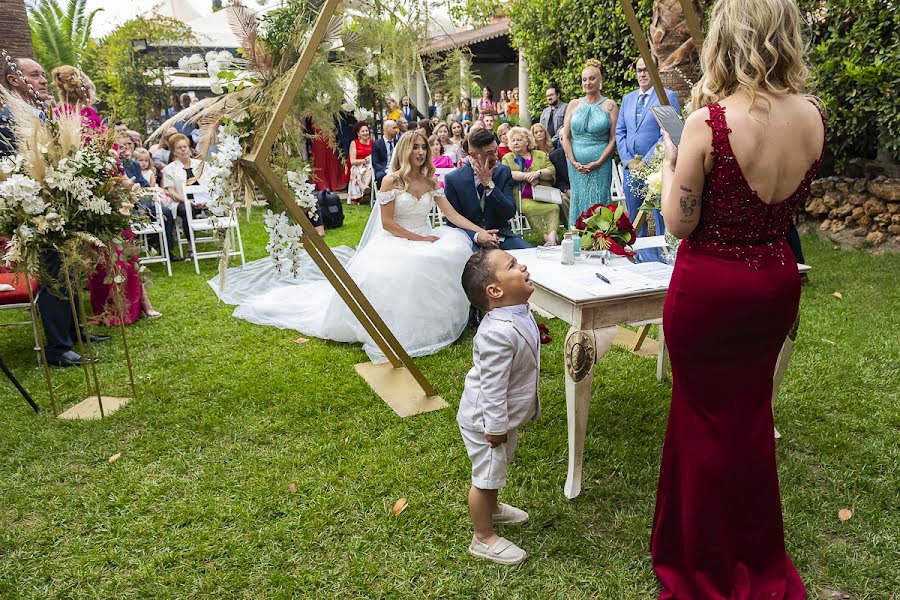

{"left": 216, "top": 189, "right": 473, "bottom": 363}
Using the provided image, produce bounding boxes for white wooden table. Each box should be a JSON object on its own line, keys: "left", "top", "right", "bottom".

{"left": 510, "top": 240, "right": 673, "bottom": 499}
{"left": 510, "top": 241, "right": 809, "bottom": 499}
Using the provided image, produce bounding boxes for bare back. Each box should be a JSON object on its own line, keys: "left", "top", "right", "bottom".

{"left": 716, "top": 94, "right": 825, "bottom": 205}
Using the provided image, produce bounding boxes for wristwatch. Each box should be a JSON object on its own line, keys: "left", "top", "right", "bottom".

{"left": 485, "top": 180, "right": 495, "bottom": 192}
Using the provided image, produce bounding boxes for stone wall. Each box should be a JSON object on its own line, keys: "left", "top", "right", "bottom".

{"left": 803, "top": 176, "right": 900, "bottom": 247}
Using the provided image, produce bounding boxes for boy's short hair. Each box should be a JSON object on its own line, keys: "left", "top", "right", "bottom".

{"left": 462, "top": 249, "right": 501, "bottom": 312}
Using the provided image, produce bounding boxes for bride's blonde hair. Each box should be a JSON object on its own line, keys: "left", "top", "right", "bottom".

{"left": 389, "top": 131, "right": 437, "bottom": 190}
{"left": 691, "top": 0, "right": 809, "bottom": 110}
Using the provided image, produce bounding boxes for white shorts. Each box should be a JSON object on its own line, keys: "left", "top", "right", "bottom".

{"left": 459, "top": 425, "right": 519, "bottom": 490}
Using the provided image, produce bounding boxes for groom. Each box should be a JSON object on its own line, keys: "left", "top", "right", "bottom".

{"left": 444, "top": 128, "right": 531, "bottom": 251}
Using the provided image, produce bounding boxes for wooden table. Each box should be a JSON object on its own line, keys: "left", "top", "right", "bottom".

{"left": 510, "top": 240, "right": 672, "bottom": 499}
{"left": 510, "top": 242, "right": 810, "bottom": 499}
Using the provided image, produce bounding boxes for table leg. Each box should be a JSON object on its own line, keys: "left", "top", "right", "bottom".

{"left": 656, "top": 323, "right": 669, "bottom": 382}
{"left": 564, "top": 326, "right": 616, "bottom": 499}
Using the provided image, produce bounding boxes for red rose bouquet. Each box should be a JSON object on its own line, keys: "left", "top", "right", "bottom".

{"left": 574, "top": 202, "right": 637, "bottom": 256}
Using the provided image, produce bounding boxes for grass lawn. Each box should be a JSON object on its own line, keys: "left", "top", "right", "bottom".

{"left": 1, "top": 206, "right": 898, "bottom": 598}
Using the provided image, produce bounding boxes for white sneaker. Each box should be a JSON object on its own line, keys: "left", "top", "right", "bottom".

{"left": 468, "top": 536, "right": 527, "bottom": 565}
{"left": 492, "top": 503, "right": 529, "bottom": 525}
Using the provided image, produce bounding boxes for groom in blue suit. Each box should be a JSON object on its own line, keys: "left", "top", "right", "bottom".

{"left": 617, "top": 57, "right": 680, "bottom": 236}
{"left": 444, "top": 128, "right": 531, "bottom": 251}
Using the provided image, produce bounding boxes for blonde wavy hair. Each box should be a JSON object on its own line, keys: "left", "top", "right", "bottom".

{"left": 692, "top": 0, "right": 809, "bottom": 110}
{"left": 51, "top": 65, "right": 88, "bottom": 105}
{"left": 530, "top": 123, "right": 553, "bottom": 154}
{"left": 389, "top": 131, "right": 437, "bottom": 190}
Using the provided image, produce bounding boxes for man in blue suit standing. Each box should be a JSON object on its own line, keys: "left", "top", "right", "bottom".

{"left": 444, "top": 128, "right": 531, "bottom": 251}
{"left": 616, "top": 57, "right": 680, "bottom": 236}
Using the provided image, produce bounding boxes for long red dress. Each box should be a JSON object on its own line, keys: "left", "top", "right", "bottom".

{"left": 651, "top": 102, "right": 824, "bottom": 599}
{"left": 311, "top": 126, "right": 345, "bottom": 192}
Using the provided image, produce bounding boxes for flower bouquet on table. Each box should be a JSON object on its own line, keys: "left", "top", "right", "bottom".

{"left": 573, "top": 202, "right": 637, "bottom": 257}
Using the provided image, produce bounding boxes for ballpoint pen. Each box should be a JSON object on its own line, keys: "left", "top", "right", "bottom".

{"left": 595, "top": 272, "right": 611, "bottom": 284}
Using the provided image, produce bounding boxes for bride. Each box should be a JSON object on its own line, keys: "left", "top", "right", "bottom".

{"left": 226, "top": 131, "right": 498, "bottom": 362}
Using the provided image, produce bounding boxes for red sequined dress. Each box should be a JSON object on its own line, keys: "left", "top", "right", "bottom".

{"left": 651, "top": 102, "right": 824, "bottom": 599}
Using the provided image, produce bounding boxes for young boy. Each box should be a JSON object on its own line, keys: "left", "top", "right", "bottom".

{"left": 458, "top": 248, "right": 540, "bottom": 565}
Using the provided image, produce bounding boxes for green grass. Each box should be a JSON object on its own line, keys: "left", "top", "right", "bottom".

{"left": 1, "top": 207, "right": 898, "bottom": 599}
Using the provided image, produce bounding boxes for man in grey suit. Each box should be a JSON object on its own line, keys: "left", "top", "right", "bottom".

{"left": 538, "top": 85, "right": 567, "bottom": 148}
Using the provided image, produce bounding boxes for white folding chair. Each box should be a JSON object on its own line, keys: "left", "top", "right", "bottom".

{"left": 132, "top": 189, "right": 172, "bottom": 276}
{"left": 611, "top": 160, "right": 626, "bottom": 203}
{"left": 512, "top": 187, "right": 531, "bottom": 236}
{"left": 182, "top": 185, "right": 246, "bottom": 275}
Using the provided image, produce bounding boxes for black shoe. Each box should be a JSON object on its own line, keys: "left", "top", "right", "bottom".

{"left": 47, "top": 350, "right": 96, "bottom": 368}
{"left": 79, "top": 331, "right": 111, "bottom": 343}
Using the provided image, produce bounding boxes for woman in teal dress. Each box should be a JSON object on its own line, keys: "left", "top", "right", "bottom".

{"left": 561, "top": 58, "right": 620, "bottom": 229}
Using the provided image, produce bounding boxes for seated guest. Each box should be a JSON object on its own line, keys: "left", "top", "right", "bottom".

{"left": 497, "top": 123, "right": 512, "bottom": 160}
{"left": 133, "top": 147, "right": 176, "bottom": 255}
{"left": 162, "top": 133, "right": 206, "bottom": 256}
{"left": 117, "top": 135, "right": 150, "bottom": 187}
{"left": 434, "top": 122, "right": 459, "bottom": 165}
{"left": 549, "top": 146, "right": 571, "bottom": 226}
{"left": 397, "top": 115, "right": 409, "bottom": 134}
{"left": 371, "top": 119, "right": 398, "bottom": 188}
{"left": 346, "top": 121, "right": 373, "bottom": 204}
{"left": 502, "top": 127, "right": 559, "bottom": 246}
{"left": 429, "top": 135, "right": 455, "bottom": 169}
{"left": 52, "top": 65, "right": 105, "bottom": 133}
{"left": 446, "top": 121, "right": 465, "bottom": 164}
{"left": 531, "top": 123, "right": 554, "bottom": 155}
{"left": 88, "top": 230, "right": 162, "bottom": 324}
{"left": 150, "top": 127, "right": 178, "bottom": 170}
{"left": 415, "top": 119, "right": 433, "bottom": 139}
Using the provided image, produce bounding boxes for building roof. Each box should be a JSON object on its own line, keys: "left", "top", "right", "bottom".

{"left": 420, "top": 18, "right": 510, "bottom": 55}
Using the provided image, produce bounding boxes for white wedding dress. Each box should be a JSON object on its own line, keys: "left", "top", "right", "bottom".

{"left": 213, "top": 189, "right": 473, "bottom": 363}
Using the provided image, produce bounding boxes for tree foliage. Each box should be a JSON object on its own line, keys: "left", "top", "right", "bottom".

{"left": 797, "top": 0, "right": 899, "bottom": 166}
{"left": 504, "top": 0, "right": 898, "bottom": 171}
{"left": 28, "top": 0, "right": 101, "bottom": 75}
{"left": 93, "top": 16, "right": 196, "bottom": 131}
{"left": 508, "top": 0, "right": 652, "bottom": 114}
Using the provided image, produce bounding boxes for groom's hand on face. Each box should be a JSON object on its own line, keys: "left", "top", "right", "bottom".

{"left": 473, "top": 155, "right": 496, "bottom": 188}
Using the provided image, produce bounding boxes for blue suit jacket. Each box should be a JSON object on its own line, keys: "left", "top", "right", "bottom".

{"left": 443, "top": 162, "right": 517, "bottom": 241}
{"left": 371, "top": 138, "right": 389, "bottom": 187}
{"left": 122, "top": 159, "right": 151, "bottom": 188}
{"left": 616, "top": 87, "right": 680, "bottom": 167}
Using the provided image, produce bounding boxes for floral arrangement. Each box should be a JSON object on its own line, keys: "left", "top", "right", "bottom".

{"left": 574, "top": 202, "right": 637, "bottom": 256}
{"left": 627, "top": 142, "right": 665, "bottom": 212}
{"left": 263, "top": 209, "right": 304, "bottom": 278}
{"left": 0, "top": 98, "right": 141, "bottom": 282}
{"left": 285, "top": 166, "right": 319, "bottom": 222}
{"left": 178, "top": 51, "right": 258, "bottom": 95}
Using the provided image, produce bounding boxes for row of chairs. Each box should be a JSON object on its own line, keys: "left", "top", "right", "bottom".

{"left": 131, "top": 186, "right": 246, "bottom": 276}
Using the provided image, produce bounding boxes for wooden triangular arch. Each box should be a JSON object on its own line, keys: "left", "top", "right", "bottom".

{"left": 238, "top": 0, "right": 445, "bottom": 416}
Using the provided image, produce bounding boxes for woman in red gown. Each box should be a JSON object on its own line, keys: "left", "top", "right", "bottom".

{"left": 651, "top": 0, "right": 826, "bottom": 598}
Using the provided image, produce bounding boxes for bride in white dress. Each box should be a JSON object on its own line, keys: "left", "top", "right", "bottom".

{"left": 226, "top": 131, "right": 499, "bottom": 362}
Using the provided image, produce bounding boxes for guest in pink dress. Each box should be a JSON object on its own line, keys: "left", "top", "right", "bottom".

{"left": 429, "top": 136, "right": 454, "bottom": 188}
{"left": 52, "top": 65, "right": 159, "bottom": 325}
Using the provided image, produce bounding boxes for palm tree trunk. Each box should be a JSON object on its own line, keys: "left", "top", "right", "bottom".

{"left": 650, "top": 0, "right": 704, "bottom": 108}
{"left": 1, "top": 0, "right": 35, "bottom": 61}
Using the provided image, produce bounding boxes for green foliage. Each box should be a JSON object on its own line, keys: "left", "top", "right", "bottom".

{"left": 446, "top": 0, "right": 506, "bottom": 27}
{"left": 797, "top": 0, "right": 900, "bottom": 167}
{"left": 93, "top": 16, "right": 195, "bottom": 130}
{"left": 508, "top": 0, "right": 652, "bottom": 115}
{"left": 28, "top": 0, "right": 101, "bottom": 75}
{"left": 422, "top": 48, "right": 478, "bottom": 108}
